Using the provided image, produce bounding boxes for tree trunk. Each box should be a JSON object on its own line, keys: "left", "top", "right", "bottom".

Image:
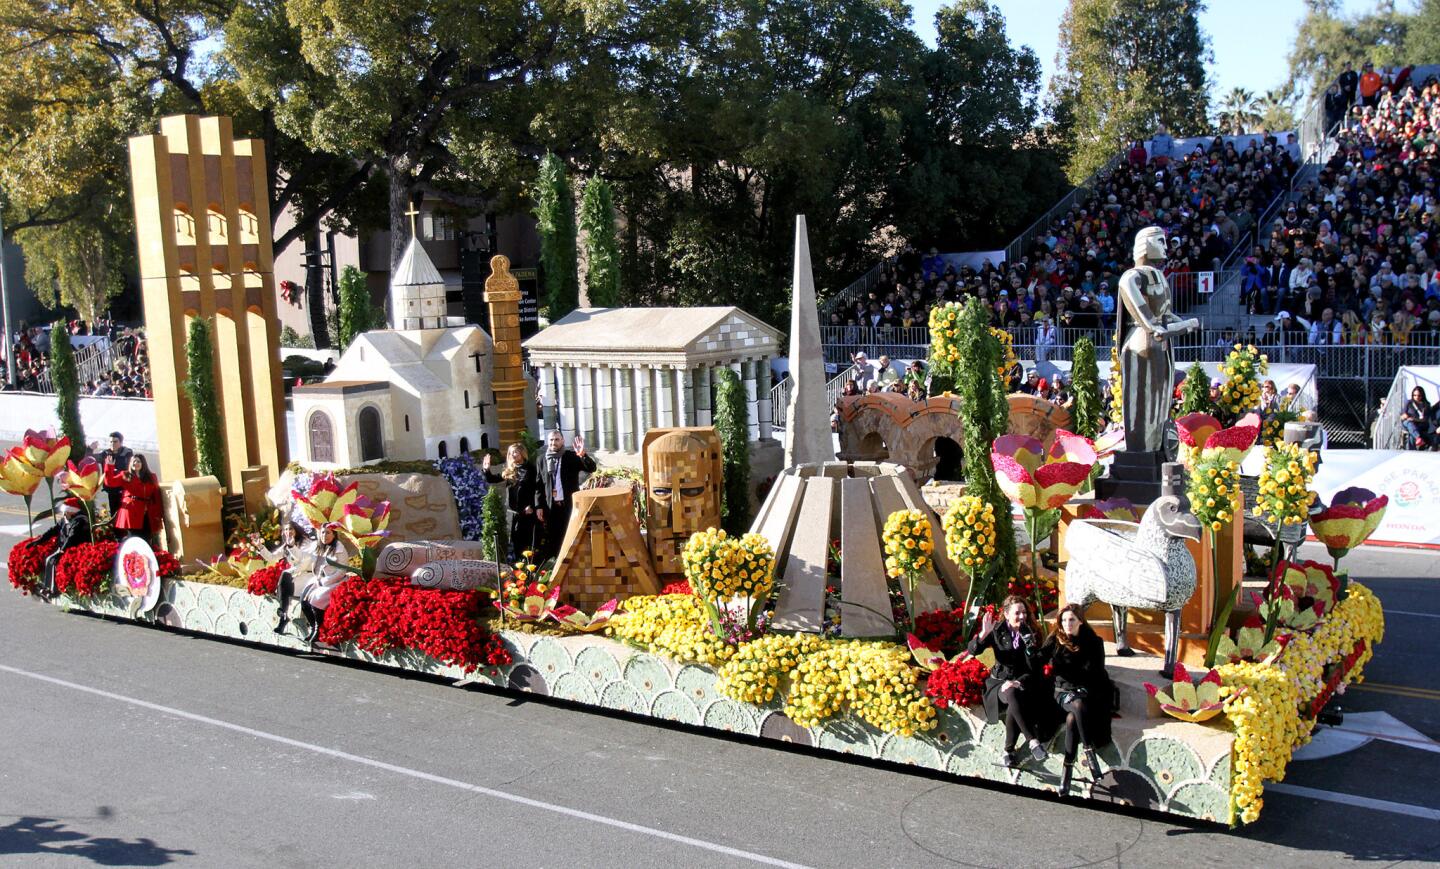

{"left": 304, "top": 228, "right": 331, "bottom": 349}
{"left": 388, "top": 154, "right": 416, "bottom": 329}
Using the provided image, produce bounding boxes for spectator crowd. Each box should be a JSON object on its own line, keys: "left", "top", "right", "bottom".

{"left": 3, "top": 320, "right": 153, "bottom": 397}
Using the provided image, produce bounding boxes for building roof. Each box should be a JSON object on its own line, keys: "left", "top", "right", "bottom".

{"left": 523, "top": 307, "right": 780, "bottom": 362}
{"left": 318, "top": 326, "right": 489, "bottom": 397}
{"left": 392, "top": 236, "right": 445, "bottom": 289}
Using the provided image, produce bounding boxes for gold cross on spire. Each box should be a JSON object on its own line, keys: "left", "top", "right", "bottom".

{"left": 405, "top": 201, "right": 420, "bottom": 239}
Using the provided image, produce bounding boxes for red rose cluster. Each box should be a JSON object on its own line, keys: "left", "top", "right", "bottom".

{"left": 7, "top": 535, "right": 57, "bottom": 594}
{"left": 924, "top": 657, "right": 989, "bottom": 709}
{"left": 660, "top": 579, "right": 694, "bottom": 596}
{"left": 154, "top": 548, "right": 181, "bottom": 579}
{"left": 319, "top": 578, "right": 512, "bottom": 672}
{"left": 1006, "top": 576, "right": 1058, "bottom": 613}
{"left": 54, "top": 540, "right": 121, "bottom": 598}
{"left": 913, "top": 607, "right": 969, "bottom": 656}
{"left": 247, "top": 560, "right": 289, "bottom": 597}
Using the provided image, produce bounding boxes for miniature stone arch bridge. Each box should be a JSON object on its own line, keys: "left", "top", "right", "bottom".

{"left": 836, "top": 393, "right": 1073, "bottom": 481}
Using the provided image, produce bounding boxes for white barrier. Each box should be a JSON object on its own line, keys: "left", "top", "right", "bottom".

{"left": 0, "top": 393, "right": 161, "bottom": 452}
{"left": 1315, "top": 449, "right": 1440, "bottom": 548}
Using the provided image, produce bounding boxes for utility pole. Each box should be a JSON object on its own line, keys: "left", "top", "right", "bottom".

{"left": 0, "top": 208, "right": 15, "bottom": 386}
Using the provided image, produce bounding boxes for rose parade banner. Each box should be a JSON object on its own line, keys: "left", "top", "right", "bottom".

{"left": 1314, "top": 449, "right": 1440, "bottom": 548}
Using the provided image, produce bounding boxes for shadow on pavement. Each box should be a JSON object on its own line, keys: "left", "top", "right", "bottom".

{"left": 0, "top": 813, "right": 195, "bottom": 865}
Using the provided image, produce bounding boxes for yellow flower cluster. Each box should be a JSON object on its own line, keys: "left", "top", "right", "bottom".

{"left": 1217, "top": 344, "right": 1268, "bottom": 417}
{"left": 942, "top": 495, "right": 997, "bottom": 572}
{"left": 717, "top": 633, "right": 827, "bottom": 704}
{"left": 1219, "top": 581, "right": 1386, "bottom": 823}
{"left": 1253, "top": 443, "right": 1318, "bottom": 526}
{"left": 785, "top": 640, "right": 937, "bottom": 737}
{"left": 605, "top": 594, "right": 734, "bottom": 665}
{"left": 1186, "top": 454, "right": 1240, "bottom": 532}
{"left": 928, "top": 303, "right": 964, "bottom": 366}
{"left": 990, "top": 327, "right": 1019, "bottom": 383}
{"left": 1108, "top": 345, "right": 1123, "bottom": 424}
{"left": 882, "top": 509, "right": 934, "bottom": 579}
{"left": 681, "top": 528, "right": 775, "bottom": 600}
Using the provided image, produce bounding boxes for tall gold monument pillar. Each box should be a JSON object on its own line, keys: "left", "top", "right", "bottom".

{"left": 128, "top": 114, "right": 288, "bottom": 490}
{"left": 484, "top": 255, "right": 528, "bottom": 448}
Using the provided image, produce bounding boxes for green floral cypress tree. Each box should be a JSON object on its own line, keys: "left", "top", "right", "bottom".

{"left": 579, "top": 176, "right": 621, "bottom": 307}
{"left": 481, "top": 483, "right": 508, "bottom": 563}
{"left": 956, "top": 298, "right": 1017, "bottom": 585}
{"left": 1176, "top": 362, "right": 1213, "bottom": 418}
{"left": 1070, "top": 337, "right": 1102, "bottom": 439}
{"left": 184, "top": 317, "right": 226, "bottom": 479}
{"left": 50, "top": 321, "right": 85, "bottom": 452}
{"left": 713, "top": 367, "right": 751, "bottom": 534}
{"left": 337, "top": 265, "right": 373, "bottom": 350}
{"left": 534, "top": 153, "right": 579, "bottom": 320}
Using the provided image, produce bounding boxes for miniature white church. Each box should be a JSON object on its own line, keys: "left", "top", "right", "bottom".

{"left": 291, "top": 222, "right": 511, "bottom": 467}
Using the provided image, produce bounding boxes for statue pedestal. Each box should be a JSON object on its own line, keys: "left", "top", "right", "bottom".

{"left": 1095, "top": 449, "right": 1167, "bottom": 503}
{"left": 1055, "top": 492, "right": 1245, "bottom": 671}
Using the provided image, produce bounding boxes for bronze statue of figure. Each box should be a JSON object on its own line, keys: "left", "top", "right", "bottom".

{"left": 1115, "top": 227, "right": 1200, "bottom": 453}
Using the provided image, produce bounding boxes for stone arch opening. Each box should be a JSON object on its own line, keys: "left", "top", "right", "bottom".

{"left": 307, "top": 410, "right": 335, "bottom": 463}
{"left": 932, "top": 436, "right": 964, "bottom": 482}
{"left": 358, "top": 405, "right": 384, "bottom": 462}
{"left": 858, "top": 431, "right": 889, "bottom": 461}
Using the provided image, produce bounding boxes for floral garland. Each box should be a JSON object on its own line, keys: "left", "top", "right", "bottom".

{"left": 7, "top": 535, "right": 57, "bottom": 593}
{"left": 319, "top": 577, "right": 511, "bottom": 672}
{"left": 434, "top": 455, "right": 489, "bottom": 540}
{"left": 54, "top": 540, "right": 121, "bottom": 598}
{"left": 928, "top": 302, "right": 964, "bottom": 370}
{"left": 247, "top": 560, "right": 289, "bottom": 597}
{"left": 1219, "top": 582, "right": 1385, "bottom": 823}
{"left": 606, "top": 594, "right": 735, "bottom": 666}
{"left": 717, "top": 633, "right": 826, "bottom": 704}
{"left": 786, "top": 641, "right": 937, "bottom": 736}
{"left": 1217, "top": 344, "right": 1267, "bottom": 420}
{"left": 1108, "top": 346, "right": 1123, "bottom": 425}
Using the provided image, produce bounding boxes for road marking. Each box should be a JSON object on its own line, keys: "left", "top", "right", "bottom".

{"left": 1268, "top": 783, "right": 1440, "bottom": 821}
{"left": 1352, "top": 682, "right": 1440, "bottom": 701}
{"left": 0, "top": 663, "right": 812, "bottom": 869}
{"left": 1383, "top": 609, "right": 1440, "bottom": 619}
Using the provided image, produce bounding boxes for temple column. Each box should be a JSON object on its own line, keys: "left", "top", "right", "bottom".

{"left": 577, "top": 365, "right": 594, "bottom": 444}
{"left": 677, "top": 367, "right": 694, "bottom": 426}
{"left": 597, "top": 365, "right": 616, "bottom": 451}
{"left": 657, "top": 368, "right": 675, "bottom": 428}
{"left": 694, "top": 365, "right": 713, "bottom": 426}
{"left": 558, "top": 364, "right": 576, "bottom": 436}
{"left": 541, "top": 364, "right": 559, "bottom": 432}
{"left": 617, "top": 367, "right": 635, "bottom": 453}
{"left": 638, "top": 364, "right": 656, "bottom": 437}
{"left": 756, "top": 356, "right": 773, "bottom": 440}
{"left": 743, "top": 359, "right": 761, "bottom": 440}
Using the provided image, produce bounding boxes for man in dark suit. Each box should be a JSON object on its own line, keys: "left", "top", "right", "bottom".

{"left": 96, "top": 431, "right": 133, "bottom": 519}
{"left": 39, "top": 498, "right": 93, "bottom": 597}
{"left": 534, "top": 430, "right": 596, "bottom": 562}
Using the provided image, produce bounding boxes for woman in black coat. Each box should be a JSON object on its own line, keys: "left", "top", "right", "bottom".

{"left": 967, "top": 595, "right": 1058, "bottom": 767}
{"left": 1042, "top": 604, "right": 1114, "bottom": 793}
{"left": 482, "top": 444, "right": 540, "bottom": 563}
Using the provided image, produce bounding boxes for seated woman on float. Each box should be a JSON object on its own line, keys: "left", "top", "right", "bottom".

{"left": 967, "top": 595, "right": 1057, "bottom": 767}
{"left": 1042, "top": 604, "right": 1114, "bottom": 792}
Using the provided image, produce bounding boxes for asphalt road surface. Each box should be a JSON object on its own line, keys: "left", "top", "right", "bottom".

{"left": 1, "top": 535, "right": 1438, "bottom": 867}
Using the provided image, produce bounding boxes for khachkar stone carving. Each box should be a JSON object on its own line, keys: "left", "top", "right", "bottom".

{"left": 485, "top": 255, "right": 528, "bottom": 447}
{"left": 643, "top": 427, "right": 722, "bottom": 579}
{"left": 128, "top": 114, "right": 288, "bottom": 489}
{"left": 548, "top": 485, "right": 661, "bottom": 609}
{"left": 784, "top": 215, "right": 835, "bottom": 466}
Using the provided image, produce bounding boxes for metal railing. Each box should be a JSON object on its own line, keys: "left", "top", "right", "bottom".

{"left": 1003, "top": 153, "right": 1125, "bottom": 266}
{"left": 818, "top": 260, "right": 888, "bottom": 320}
{"left": 768, "top": 370, "right": 853, "bottom": 432}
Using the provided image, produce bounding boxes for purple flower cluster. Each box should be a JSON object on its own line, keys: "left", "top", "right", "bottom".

{"left": 434, "top": 455, "right": 489, "bottom": 540}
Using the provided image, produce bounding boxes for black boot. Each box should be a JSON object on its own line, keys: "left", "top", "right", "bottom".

{"left": 300, "top": 600, "right": 319, "bottom": 645}
{"left": 1059, "top": 762, "right": 1073, "bottom": 796}
{"left": 275, "top": 571, "right": 294, "bottom": 634}
{"left": 1085, "top": 747, "right": 1103, "bottom": 780}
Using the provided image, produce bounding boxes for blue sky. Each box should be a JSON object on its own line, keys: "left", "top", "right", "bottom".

{"left": 909, "top": 0, "right": 1398, "bottom": 103}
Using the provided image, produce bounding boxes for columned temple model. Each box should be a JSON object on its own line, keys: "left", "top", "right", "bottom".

{"left": 128, "top": 114, "right": 288, "bottom": 489}
{"left": 522, "top": 307, "right": 781, "bottom": 469}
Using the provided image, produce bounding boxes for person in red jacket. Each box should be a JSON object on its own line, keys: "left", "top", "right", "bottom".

{"left": 103, "top": 454, "right": 162, "bottom": 542}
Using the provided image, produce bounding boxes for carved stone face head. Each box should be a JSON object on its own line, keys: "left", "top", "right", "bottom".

{"left": 1134, "top": 226, "right": 1167, "bottom": 263}
{"left": 643, "top": 428, "right": 722, "bottom": 576}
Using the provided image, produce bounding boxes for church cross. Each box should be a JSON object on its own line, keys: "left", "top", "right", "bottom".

{"left": 405, "top": 202, "right": 421, "bottom": 239}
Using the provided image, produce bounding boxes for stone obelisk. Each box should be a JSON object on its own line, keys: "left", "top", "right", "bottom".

{"left": 784, "top": 215, "right": 836, "bottom": 466}
{"left": 484, "top": 255, "right": 528, "bottom": 448}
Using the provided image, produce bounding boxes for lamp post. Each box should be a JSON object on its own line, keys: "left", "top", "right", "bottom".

{"left": 0, "top": 208, "right": 14, "bottom": 387}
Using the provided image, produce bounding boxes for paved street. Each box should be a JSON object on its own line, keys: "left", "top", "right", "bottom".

{"left": 1, "top": 538, "right": 1438, "bottom": 867}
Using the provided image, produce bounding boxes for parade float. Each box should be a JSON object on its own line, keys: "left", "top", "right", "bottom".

{"left": 6, "top": 114, "right": 1387, "bottom": 827}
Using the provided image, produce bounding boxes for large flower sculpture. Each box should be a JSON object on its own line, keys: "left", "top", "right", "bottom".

{"left": 20, "top": 429, "right": 71, "bottom": 478}
{"left": 339, "top": 496, "right": 392, "bottom": 548}
{"left": 1144, "top": 662, "right": 1239, "bottom": 723}
{"left": 992, "top": 431, "right": 1096, "bottom": 621}
{"left": 1077, "top": 497, "right": 1142, "bottom": 522}
{"left": 1, "top": 447, "right": 45, "bottom": 533}
{"left": 294, "top": 473, "right": 363, "bottom": 529}
{"left": 59, "top": 457, "right": 101, "bottom": 502}
{"left": 1309, "top": 487, "right": 1389, "bottom": 572}
{"left": 1175, "top": 412, "right": 1261, "bottom": 468}
{"left": 991, "top": 432, "right": 1098, "bottom": 511}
